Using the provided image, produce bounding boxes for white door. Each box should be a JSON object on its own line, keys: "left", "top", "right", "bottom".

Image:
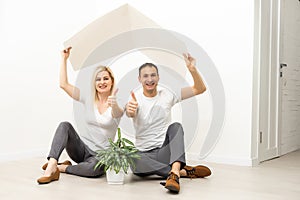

{"left": 257, "top": 0, "right": 280, "bottom": 162}
{"left": 278, "top": 0, "right": 300, "bottom": 155}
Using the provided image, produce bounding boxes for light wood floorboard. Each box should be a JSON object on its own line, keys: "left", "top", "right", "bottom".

{"left": 0, "top": 150, "right": 299, "bottom": 200}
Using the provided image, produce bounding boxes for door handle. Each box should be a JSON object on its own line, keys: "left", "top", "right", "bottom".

{"left": 280, "top": 63, "right": 287, "bottom": 77}
{"left": 280, "top": 63, "right": 287, "bottom": 69}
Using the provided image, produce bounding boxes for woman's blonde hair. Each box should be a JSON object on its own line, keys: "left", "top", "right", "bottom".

{"left": 91, "top": 66, "right": 115, "bottom": 102}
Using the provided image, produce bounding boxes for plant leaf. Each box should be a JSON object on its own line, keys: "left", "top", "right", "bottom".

{"left": 122, "top": 138, "right": 134, "bottom": 146}
{"left": 94, "top": 127, "right": 141, "bottom": 174}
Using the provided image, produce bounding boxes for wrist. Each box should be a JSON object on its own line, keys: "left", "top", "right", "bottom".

{"left": 188, "top": 65, "right": 197, "bottom": 72}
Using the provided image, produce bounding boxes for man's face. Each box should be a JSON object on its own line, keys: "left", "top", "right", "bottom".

{"left": 138, "top": 66, "right": 159, "bottom": 94}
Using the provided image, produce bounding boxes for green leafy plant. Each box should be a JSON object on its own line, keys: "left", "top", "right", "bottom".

{"left": 94, "top": 128, "right": 140, "bottom": 174}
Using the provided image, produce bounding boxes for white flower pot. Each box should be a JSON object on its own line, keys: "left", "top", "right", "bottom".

{"left": 106, "top": 169, "right": 125, "bottom": 184}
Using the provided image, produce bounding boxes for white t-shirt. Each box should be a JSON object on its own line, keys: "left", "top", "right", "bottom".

{"left": 79, "top": 96, "right": 120, "bottom": 152}
{"left": 133, "top": 85, "right": 181, "bottom": 151}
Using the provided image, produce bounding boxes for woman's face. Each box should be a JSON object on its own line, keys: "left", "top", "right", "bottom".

{"left": 95, "top": 71, "right": 113, "bottom": 95}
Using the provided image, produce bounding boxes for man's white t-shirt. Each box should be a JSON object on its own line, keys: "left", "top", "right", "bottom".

{"left": 79, "top": 96, "right": 120, "bottom": 152}
{"left": 133, "top": 85, "right": 181, "bottom": 151}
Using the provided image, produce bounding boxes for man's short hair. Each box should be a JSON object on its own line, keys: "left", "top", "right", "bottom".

{"left": 138, "top": 63, "right": 159, "bottom": 76}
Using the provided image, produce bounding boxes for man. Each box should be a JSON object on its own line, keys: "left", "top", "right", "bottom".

{"left": 126, "top": 53, "right": 211, "bottom": 193}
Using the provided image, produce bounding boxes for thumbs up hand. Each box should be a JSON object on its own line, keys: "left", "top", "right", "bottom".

{"left": 131, "top": 91, "right": 137, "bottom": 102}
{"left": 108, "top": 88, "right": 119, "bottom": 108}
{"left": 108, "top": 88, "right": 124, "bottom": 118}
{"left": 126, "top": 91, "right": 138, "bottom": 118}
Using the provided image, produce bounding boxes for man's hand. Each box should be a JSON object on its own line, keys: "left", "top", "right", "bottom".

{"left": 126, "top": 91, "right": 138, "bottom": 117}
{"left": 181, "top": 53, "right": 206, "bottom": 100}
{"left": 183, "top": 53, "right": 196, "bottom": 71}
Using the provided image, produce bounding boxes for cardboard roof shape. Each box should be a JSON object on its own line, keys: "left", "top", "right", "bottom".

{"left": 64, "top": 4, "right": 187, "bottom": 72}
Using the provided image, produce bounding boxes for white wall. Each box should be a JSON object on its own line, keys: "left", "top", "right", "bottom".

{"left": 0, "top": 0, "right": 254, "bottom": 165}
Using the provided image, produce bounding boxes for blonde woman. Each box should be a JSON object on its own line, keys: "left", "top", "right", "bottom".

{"left": 37, "top": 47, "right": 123, "bottom": 184}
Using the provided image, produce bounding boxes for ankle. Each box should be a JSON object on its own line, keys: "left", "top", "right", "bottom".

{"left": 48, "top": 158, "right": 58, "bottom": 165}
{"left": 44, "top": 162, "right": 57, "bottom": 175}
{"left": 179, "top": 169, "right": 187, "bottom": 177}
{"left": 170, "top": 170, "right": 180, "bottom": 178}
{"left": 170, "top": 161, "right": 181, "bottom": 178}
{"left": 58, "top": 164, "right": 68, "bottom": 173}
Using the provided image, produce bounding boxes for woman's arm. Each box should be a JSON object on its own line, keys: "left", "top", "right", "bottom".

{"left": 59, "top": 47, "right": 80, "bottom": 101}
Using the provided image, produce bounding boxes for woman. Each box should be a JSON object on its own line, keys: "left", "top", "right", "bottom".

{"left": 37, "top": 47, "right": 123, "bottom": 184}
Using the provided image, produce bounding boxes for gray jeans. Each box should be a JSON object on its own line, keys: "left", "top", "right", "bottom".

{"left": 132, "top": 122, "right": 186, "bottom": 178}
{"left": 47, "top": 121, "right": 104, "bottom": 177}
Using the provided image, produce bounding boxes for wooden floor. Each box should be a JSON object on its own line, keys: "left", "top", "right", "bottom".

{"left": 0, "top": 150, "right": 299, "bottom": 200}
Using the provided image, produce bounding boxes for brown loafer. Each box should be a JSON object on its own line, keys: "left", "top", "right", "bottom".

{"left": 182, "top": 165, "right": 212, "bottom": 178}
{"left": 164, "top": 172, "right": 180, "bottom": 193}
{"left": 42, "top": 160, "right": 72, "bottom": 170}
{"left": 37, "top": 167, "right": 60, "bottom": 184}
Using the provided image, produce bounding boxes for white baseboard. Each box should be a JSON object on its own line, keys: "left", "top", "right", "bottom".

{"left": 186, "top": 152, "right": 255, "bottom": 166}
{"left": 0, "top": 148, "right": 48, "bottom": 162}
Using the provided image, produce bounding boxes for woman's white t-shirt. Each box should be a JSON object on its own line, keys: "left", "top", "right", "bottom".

{"left": 79, "top": 96, "right": 120, "bottom": 152}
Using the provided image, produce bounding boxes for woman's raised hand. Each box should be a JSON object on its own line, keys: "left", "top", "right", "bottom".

{"left": 61, "top": 47, "right": 72, "bottom": 60}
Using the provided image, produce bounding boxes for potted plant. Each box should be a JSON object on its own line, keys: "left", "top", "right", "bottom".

{"left": 94, "top": 128, "right": 140, "bottom": 184}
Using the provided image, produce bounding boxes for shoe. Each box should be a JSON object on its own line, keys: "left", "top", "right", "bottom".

{"left": 182, "top": 165, "right": 211, "bottom": 178}
{"left": 164, "top": 172, "right": 180, "bottom": 193}
{"left": 37, "top": 167, "right": 60, "bottom": 184}
{"left": 42, "top": 160, "right": 72, "bottom": 170}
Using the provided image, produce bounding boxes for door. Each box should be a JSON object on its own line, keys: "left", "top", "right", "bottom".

{"left": 278, "top": 0, "right": 300, "bottom": 155}
{"left": 256, "top": 0, "right": 280, "bottom": 163}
